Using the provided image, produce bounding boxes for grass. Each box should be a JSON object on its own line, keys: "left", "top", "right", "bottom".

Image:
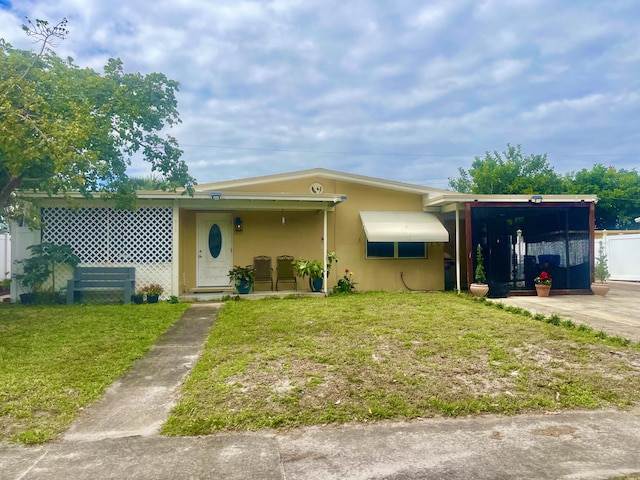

{"left": 0, "top": 302, "right": 189, "bottom": 444}
{"left": 3, "top": 292, "right": 640, "bottom": 445}
{"left": 163, "top": 291, "right": 640, "bottom": 436}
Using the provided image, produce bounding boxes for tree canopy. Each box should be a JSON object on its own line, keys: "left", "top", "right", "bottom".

{"left": 0, "top": 18, "right": 195, "bottom": 216}
{"left": 449, "top": 144, "right": 640, "bottom": 230}
{"left": 449, "top": 144, "right": 563, "bottom": 194}
{"left": 564, "top": 164, "right": 640, "bottom": 230}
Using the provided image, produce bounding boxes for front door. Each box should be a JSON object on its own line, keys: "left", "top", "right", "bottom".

{"left": 196, "top": 213, "right": 233, "bottom": 287}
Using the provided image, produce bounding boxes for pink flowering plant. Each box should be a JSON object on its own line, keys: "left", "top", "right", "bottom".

{"left": 534, "top": 271, "right": 552, "bottom": 286}
{"left": 141, "top": 283, "right": 164, "bottom": 296}
{"left": 333, "top": 269, "right": 357, "bottom": 293}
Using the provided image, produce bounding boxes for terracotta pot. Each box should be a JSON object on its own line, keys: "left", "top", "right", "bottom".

{"left": 591, "top": 282, "right": 610, "bottom": 296}
{"left": 535, "top": 284, "right": 551, "bottom": 297}
{"left": 469, "top": 283, "right": 489, "bottom": 297}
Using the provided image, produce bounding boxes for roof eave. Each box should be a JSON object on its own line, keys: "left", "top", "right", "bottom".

{"left": 424, "top": 193, "right": 599, "bottom": 208}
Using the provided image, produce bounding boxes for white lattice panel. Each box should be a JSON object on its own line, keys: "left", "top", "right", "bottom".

{"left": 41, "top": 207, "right": 173, "bottom": 298}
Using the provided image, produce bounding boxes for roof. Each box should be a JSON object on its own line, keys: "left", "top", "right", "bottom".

{"left": 195, "top": 168, "right": 451, "bottom": 196}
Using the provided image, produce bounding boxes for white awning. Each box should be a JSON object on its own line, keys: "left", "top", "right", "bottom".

{"left": 359, "top": 211, "right": 449, "bottom": 243}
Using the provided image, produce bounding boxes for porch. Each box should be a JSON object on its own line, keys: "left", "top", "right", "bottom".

{"left": 179, "top": 289, "right": 326, "bottom": 302}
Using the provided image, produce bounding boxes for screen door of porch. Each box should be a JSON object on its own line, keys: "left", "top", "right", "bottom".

{"left": 196, "top": 213, "right": 233, "bottom": 287}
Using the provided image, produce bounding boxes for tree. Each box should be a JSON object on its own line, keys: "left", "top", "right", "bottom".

{"left": 0, "top": 18, "right": 195, "bottom": 217}
{"left": 564, "top": 164, "right": 640, "bottom": 230}
{"left": 129, "top": 174, "right": 168, "bottom": 190}
{"left": 449, "top": 144, "right": 563, "bottom": 194}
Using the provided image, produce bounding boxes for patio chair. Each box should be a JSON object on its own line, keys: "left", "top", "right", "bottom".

{"left": 276, "top": 255, "right": 297, "bottom": 291}
{"left": 253, "top": 255, "right": 273, "bottom": 291}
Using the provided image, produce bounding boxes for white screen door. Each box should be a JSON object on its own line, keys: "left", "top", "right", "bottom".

{"left": 196, "top": 213, "right": 233, "bottom": 287}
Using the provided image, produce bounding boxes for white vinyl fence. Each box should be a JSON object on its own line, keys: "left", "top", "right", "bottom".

{"left": 596, "top": 233, "right": 640, "bottom": 282}
{"left": 0, "top": 233, "right": 10, "bottom": 279}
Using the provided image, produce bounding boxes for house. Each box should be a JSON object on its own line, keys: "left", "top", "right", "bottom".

{"left": 10, "top": 168, "right": 598, "bottom": 300}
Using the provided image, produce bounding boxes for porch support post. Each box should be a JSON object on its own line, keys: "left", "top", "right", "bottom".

{"left": 465, "top": 202, "right": 473, "bottom": 289}
{"left": 172, "top": 201, "right": 180, "bottom": 296}
{"left": 323, "top": 209, "right": 328, "bottom": 294}
{"left": 455, "top": 205, "right": 461, "bottom": 293}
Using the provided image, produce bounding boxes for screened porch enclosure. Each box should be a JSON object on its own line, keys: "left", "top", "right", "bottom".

{"left": 468, "top": 203, "right": 592, "bottom": 296}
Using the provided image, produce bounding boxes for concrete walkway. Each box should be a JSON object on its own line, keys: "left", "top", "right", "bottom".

{"left": 63, "top": 303, "right": 220, "bottom": 441}
{"left": 2, "top": 297, "right": 640, "bottom": 479}
{"left": 494, "top": 281, "right": 640, "bottom": 342}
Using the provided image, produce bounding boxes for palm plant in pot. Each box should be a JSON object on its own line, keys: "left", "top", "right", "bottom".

{"left": 228, "top": 265, "right": 256, "bottom": 294}
{"left": 469, "top": 244, "right": 489, "bottom": 297}
{"left": 292, "top": 252, "right": 337, "bottom": 292}
{"left": 592, "top": 241, "right": 611, "bottom": 296}
{"left": 14, "top": 243, "right": 80, "bottom": 304}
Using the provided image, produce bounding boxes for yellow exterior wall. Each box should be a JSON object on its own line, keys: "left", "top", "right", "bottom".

{"left": 178, "top": 175, "right": 448, "bottom": 292}
{"left": 329, "top": 180, "right": 445, "bottom": 292}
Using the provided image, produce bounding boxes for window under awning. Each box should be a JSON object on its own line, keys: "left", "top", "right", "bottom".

{"left": 359, "top": 211, "right": 449, "bottom": 243}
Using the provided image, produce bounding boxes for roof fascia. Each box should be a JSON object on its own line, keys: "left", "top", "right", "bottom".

{"left": 424, "top": 193, "right": 599, "bottom": 210}
{"left": 30, "top": 190, "right": 347, "bottom": 212}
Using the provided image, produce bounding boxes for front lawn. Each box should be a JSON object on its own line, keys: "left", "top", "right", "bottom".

{"left": 163, "top": 292, "right": 640, "bottom": 436}
{"left": 0, "top": 302, "right": 189, "bottom": 444}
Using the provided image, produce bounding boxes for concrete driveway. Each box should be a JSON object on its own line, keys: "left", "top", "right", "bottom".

{"left": 495, "top": 281, "right": 640, "bottom": 342}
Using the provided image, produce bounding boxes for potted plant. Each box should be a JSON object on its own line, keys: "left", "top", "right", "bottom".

{"left": 142, "top": 283, "right": 164, "bottom": 303}
{"left": 592, "top": 241, "right": 611, "bottom": 296}
{"left": 228, "top": 265, "right": 255, "bottom": 294}
{"left": 14, "top": 243, "right": 80, "bottom": 304}
{"left": 469, "top": 244, "right": 489, "bottom": 297}
{"left": 0, "top": 277, "right": 11, "bottom": 296}
{"left": 131, "top": 289, "right": 145, "bottom": 304}
{"left": 534, "top": 271, "right": 552, "bottom": 297}
{"left": 292, "top": 252, "right": 337, "bottom": 292}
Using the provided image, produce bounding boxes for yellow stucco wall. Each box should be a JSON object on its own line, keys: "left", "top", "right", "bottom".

{"left": 179, "top": 175, "right": 447, "bottom": 292}
{"left": 330, "top": 180, "right": 445, "bottom": 292}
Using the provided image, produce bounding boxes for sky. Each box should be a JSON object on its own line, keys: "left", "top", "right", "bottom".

{"left": 1, "top": 0, "right": 639, "bottom": 189}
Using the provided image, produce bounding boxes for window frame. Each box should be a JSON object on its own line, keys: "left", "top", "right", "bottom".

{"left": 366, "top": 241, "right": 428, "bottom": 259}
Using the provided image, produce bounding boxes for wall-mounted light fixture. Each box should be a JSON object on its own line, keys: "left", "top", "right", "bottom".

{"left": 531, "top": 195, "right": 543, "bottom": 204}
{"left": 210, "top": 192, "right": 222, "bottom": 200}
{"left": 234, "top": 217, "right": 243, "bottom": 232}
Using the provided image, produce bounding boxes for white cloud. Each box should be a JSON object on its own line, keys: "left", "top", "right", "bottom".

{"left": 1, "top": 0, "right": 639, "bottom": 185}
{"left": 522, "top": 94, "right": 606, "bottom": 120}
{"left": 490, "top": 59, "right": 528, "bottom": 83}
{"left": 409, "top": 5, "right": 449, "bottom": 28}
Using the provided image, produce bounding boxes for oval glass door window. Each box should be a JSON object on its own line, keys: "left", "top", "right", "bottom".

{"left": 208, "top": 224, "right": 222, "bottom": 258}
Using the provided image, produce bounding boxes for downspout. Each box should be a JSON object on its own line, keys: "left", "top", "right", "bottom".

{"left": 455, "top": 205, "right": 461, "bottom": 293}
{"left": 323, "top": 209, "right": 328, "bottom": 294}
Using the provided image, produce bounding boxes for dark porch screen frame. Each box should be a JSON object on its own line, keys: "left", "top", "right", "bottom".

{"left": 465, "top": 202, "right": 593, "bottom": 292}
